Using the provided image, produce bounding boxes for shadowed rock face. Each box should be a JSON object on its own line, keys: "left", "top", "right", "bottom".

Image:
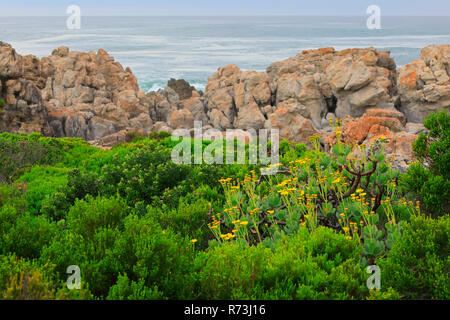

{"left": 0, "top": 42, "right": 449, "bottom": 164}
{"left": 167, "top": 78, "right": 197, "bottom": 100}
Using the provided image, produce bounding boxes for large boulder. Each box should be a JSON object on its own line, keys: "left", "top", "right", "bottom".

{"left": 167, "top": 78, "right": 196, "bottom": 100}
{"left": 265, "top": 105, "right": 319, "bottom": 144}
{"left": 267, "top": 47, "right": 397, "bottom": 127}
{"left": 0, "top": 43, "right": 155, "bottom": 140}
{"left": 168, "top": 108, "right": 195, "bottom": 129}
{"left": 179, "top": 94, "right": 208, "bottom": 124}
{"left": 0, "top": 41, "right": 23, "bottom": 78}
{"left": 204, "top": 65, "right": 271, "bottom": 130}
{"left": 324, "top": 109, "right": 416, "bottom": 172}
{"left": 398, "top": 45, "right": 450, "bottom": 123}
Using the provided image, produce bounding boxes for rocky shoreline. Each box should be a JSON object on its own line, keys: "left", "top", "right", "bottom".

{"left": 0, "top": 42, "right": 449, "bottom": 170}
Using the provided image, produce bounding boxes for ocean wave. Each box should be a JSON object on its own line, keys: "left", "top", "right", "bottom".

{"left": 142, "top": 81, "right": 206, "bottom": 94}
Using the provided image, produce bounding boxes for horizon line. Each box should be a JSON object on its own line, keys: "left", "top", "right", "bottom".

{"left": 1, "top": 14, "right": 450, "bottom": 17}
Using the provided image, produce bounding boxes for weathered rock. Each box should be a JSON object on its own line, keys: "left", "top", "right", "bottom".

{"left": 145, "top": 91, "right": 176, "bottom": 122}
{"left": 341, "top": 109, "right": 405, "bottom": 144}
{"left": 267, "top": 47, "right": 397, "bottom": 128}
{"left": 204, "top": 65, "right": 271, "bottom": 130}
{"left": 0, "top": 78, "right": 50, "bottom": 134}
{"left": 179, "top": 95, "right": 208, "bottom": 124}
{"left": 222, "top": 129, "right": 254, "bottom": 144}
{"left": 0, "top": 42, "right": 156, "bottom": 140}
{"left": 398, "top": 45, "right": 450, "bottom": 123}
{"left": 99, "top": 130, "right": 127, "bottom": 148}
{"left": 168, "top": 108, "right": 195, "bottom": 129}
{"left": 152, "top": 121, "right": 173, "bottom": 134}
{"left": 324, "top": 108, "right": 417, "bottom": 172}
{"left": 405, "top": 122, "right": 427, "bottom": 135}
{"left": 0, "top": 42, "right": 23, "bottom": 78}
{"left": 167, "top": 78, "right": 196, "bottom": 100}
{"left": 265, "top": 105, "right": 319, "bottom": 144}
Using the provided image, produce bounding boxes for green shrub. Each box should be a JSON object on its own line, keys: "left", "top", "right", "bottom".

{"left": 66, "top": 195, "right": 128, "bottom": 238}
{"left": 194, "top": 227, "right": 367, "bottom": 300}
{"left": 39, "top": 196, "right": 129, "bottom": 297}
{"left": 148, "top": 131, "right": 171, "bottom": 140}
{"left": 148, "top": 197, "right": 213, "bottom": 247}
{"left": 0, "top": 131, "right": 446, "bottom": 300}
{"left": 111, "top": 215, "right": 195, "bottom": 299}
{"left": 40, "top": 227, "right": 121, "bottom": 298}
{"left": 0, "top": 254, "right": 57, "bottom": 300}
{"left": 0, "top": 134, "right": 58, "bottom": 183}
{"left": 413, "top": 110, "right": 450, "bottom": 178}
{"left": 378, "top": 214, "right": 449, "bottom": 299}
{"left": 194, "top": 241, "right": 271, "bottom": 299}
{"left": 402, "top": 110, "right": 450, "bottom": 215}
{"left": 100, "top": 146, "right": 191, "bottom": 205}
{"left": 107, "top": 274, "right": 163, "bottom": 300}
{"left": 0, "top": 183, "right": 25, "bottom": 208}
{"left": 0, "top": 205, "right": 58, "bottom": 259}
{"left": 17, "top": 166, "right": 69, "bottom": 215}
{"left": 41, "top": 169, "right": 101, "bottom": 221}
{"left": 125, "top": 131, "right": 145, "bottom": 143}
{"left": 264, "top": 227, "right": 367, "bottom": 300}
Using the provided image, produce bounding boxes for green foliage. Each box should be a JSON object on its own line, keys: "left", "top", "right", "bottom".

{"left": 0, "top": 204, "right": 58, "bottom": 259}
{"left": 0, "top": 131, "right": 447, "bottom": 300}
{"left": 413, "top": 110, "right": 450, "bottom": 178}
{"left": 402, "top": 110, "right": 450, "bottom": 215}
{"left": 0, "top": 254, "right": 57, "bottom": 299}
{"left": 17, "top": 166, "right": 69, "bottom": 215}
{"left": 148, "top": 131, "right": 171, "bottom": 140}
{"left": 148, "top": 197, "right": 213, "bottom": 247}
{"left": 193, "top": 241, "right": 271, "bottom": 299}
{"left": 0, "top": 133, "right": 91, "bottom": 183}
{"left": 40, "top": 225, "right": 121, "bottom": 298}
{"left": 0, "top": 254, "right": 92, "bottom": 300}
{"left": 378, "top": 214, "right": 449, "bottom": 299}
{"left": 365, "top": 287, "right": 401, "bottom": 300}
{"left": 107, "top": 274, "right": 163, "bottom": 300}
{"left": 125, "top": 131, "right": 145, "bottom": 142}
{"left": 66, "top": 195, "right": 128, "bottom": 238}
{"left": 113, "top": 215, "right": 195, "bottom": 299}
{"left": 100, "top": 145, "right": 191, "bottom": 205}
{"left": 194, "top": 227, "right": 367, "bottom": 299}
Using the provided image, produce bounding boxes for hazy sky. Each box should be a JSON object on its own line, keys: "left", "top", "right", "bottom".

{"left": 1, "top": 0, "right": 450, "bottom": 16}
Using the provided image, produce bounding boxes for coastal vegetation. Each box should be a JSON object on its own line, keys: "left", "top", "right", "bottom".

{"left": 0, "top": 111, "right": 448, "bottom": 300}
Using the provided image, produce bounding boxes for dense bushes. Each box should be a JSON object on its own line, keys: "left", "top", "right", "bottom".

{"left": 0, "top": 254, "right": 92, "bottom": 300}
{"left": 378, "top": 214, "right": 449, "bottom": 299}
{"left": 402, "top": 110, "right": 450, "bottom": 215}
{"left": 194, "top": 227, "right": 367, "bottom": 300}
{"left": 0, "top": 204, "right": 58, "bottom": 259}
{"left": 0, "top": 112, "right": 448, "bottom": 300}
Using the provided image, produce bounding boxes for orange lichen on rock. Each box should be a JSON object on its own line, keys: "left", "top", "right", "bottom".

{"left": 399, "top": 69, "right": 417, "bottom": 89}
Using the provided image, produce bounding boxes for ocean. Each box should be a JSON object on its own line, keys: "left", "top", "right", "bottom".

{"left": 1, "top": 16, "right": 449, "bottom": 92}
